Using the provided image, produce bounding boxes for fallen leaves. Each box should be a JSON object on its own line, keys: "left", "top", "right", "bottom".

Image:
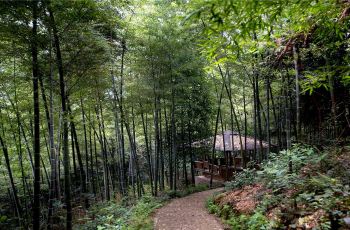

{"left": 214, "top": 184, "right": 269, "bottom": 214}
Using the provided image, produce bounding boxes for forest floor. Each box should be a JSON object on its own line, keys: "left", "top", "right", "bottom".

{"left": 195, "top": 175, "right": 224, "bottom": 187}
{"left": 153, "top": 188, "right": 226, "bottom": 230}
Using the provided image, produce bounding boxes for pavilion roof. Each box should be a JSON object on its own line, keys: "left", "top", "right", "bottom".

{"left": 192, "top": 130, "right": 269, "bottom": 151}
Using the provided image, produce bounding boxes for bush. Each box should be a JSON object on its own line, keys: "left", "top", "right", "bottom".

{"left": 225, "top": 145, "right": 319, "bottom": 193}
{"left": 226, "top": 214, "right": 249, "bottom": 230}
{"left": 206, "top": 198, "right": 220, "bottom": 215}
{"left": 225, "top": 168, "right": 256, "bottom": 190}
{"left": 246, "top": 212, "right": 269, "bottom": 230}
{"left": 127, "top": 195, "right": 163, "bottom": 230}
{"left": 74, "top": 201, "right": 129, "bottom": 230}
{"left": 297, "top": 174, "right": 350, "bottom": 212}
{"left": 258, "top": 145, "right": 319, "bottom": 191}
{"left": 216, "top": 145, "right": 350, "bottom": 229}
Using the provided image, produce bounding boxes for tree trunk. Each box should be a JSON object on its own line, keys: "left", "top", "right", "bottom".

{"left": 164, "top": 106, "right": 173, "bottom": 190}
{"left": 327, "top": 64, "right": 337, "bottom": 137}
{"left": 210, "top": 81, "right": 225, "bottom": 187}
{"left": 219, "top": 110, "right": 227, "bottom": 181}
{"left": 88, "top": 109, "right": 96, "bottom": 195}
{"left": 48, "top": 6, "right": 72, "bottom": 229}
{"left": 293, "top": 44, "right": 301, "bottom": 140}
{"left": 140, "top": 108, "right": 154, "bottom": 195}
{"left": 153, "top": 83, "right": 160, "bottom": 196}
{"left": 181, "top": 116, "right": 188, "bottom": 186}
{"left": 81, "top": 98, "right": 90, "bottom": 192}
{"left": 47, "top": 36, "right": 57, "bottom": 229}
{"left": 111, "top": 71, "right": 124, "bottom": 195}
{"left": 269, "top": 83, "right": 281, "bottom": 150}
{"left": 31, "top": 1, "right": 41, "bottom": 228}
{"left": 95, "top": 103, "right": 110, "bottom": 201}
{"left": 68, "top": 101, "right": 88, "bottom": 206}
{"left": 171, "top": 87, "right": 177, "bottom": 191}
{"left": 0, "top": 133, "right": 22, "bottom": 225}
{"left": 187, "top": 101, "right": 195, "bottom": 185}
{"left": 265, "top": 76, "right": 271, "bottom": 158}
{"left": 255, "top": 75, "right": 264, "bottom": 162}
{"left": 243, "top": 83, "right": 248, "bottom": 164}
{"left": 159, "top": 106, "right": 165, "bottom": 191}
{"left": 218, "top": 65, "right": 243, "bottom": 157}
{"left": 119, "top": 40, "right": 127, "bottom": 195}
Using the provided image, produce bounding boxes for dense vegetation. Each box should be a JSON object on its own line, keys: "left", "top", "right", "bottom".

{"left": 207, "top": 145, "right": 350, "bottom": 229}
{"left": 0, "top": 0, "right": 349, "bottom": 229}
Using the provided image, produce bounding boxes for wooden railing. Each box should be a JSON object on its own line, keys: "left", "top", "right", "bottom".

{"left": 193, "top": 157, "right": 243, "bottom": 181}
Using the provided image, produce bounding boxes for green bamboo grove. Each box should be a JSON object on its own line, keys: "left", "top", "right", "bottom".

{"left": 0, "top": 0, "right": 349, "bottom": 229}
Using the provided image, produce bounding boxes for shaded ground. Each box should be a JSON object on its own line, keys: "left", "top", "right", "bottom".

{"left": 154, "top": 188, "right": 225, "bottom": 230}
{"left": 195, "top": 175, "right": 224, "bottom": 187}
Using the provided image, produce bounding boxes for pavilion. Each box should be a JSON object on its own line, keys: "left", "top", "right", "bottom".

{"left": 192, "top": 130, "right": 270, "bottom": 181}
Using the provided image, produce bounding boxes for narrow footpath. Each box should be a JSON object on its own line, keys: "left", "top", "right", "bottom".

{"left": 153, "top": 188, "right": 225, "bottom": 230}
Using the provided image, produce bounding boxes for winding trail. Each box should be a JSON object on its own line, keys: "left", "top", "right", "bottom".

{"left": 153, "top": 188, "right": 225, "bottom": 230}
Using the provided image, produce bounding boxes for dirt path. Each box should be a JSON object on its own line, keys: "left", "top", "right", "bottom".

{"left": 153, "top": 188, "right": 225, "bottom": 230}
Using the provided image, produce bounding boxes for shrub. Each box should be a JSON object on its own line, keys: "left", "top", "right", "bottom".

{"left": 246, "top": 212, "right": 269, "bottom": 230}
{"left": 226, "top": 214, "right": 249, "bottom": 230}
{"left": 127, "top": 195, "right": 163, "bottom": 230}
{"left": 74, "top": 201, "right": 129, "bottom": 230}
{"left": 225, "top": 168, "right": 256, "bottom": 190}
{"left": 206, "top": 198, "right": 220, "bottom": 215}
{"left": 225, "top": 145, "right": 319, "bottom": 192}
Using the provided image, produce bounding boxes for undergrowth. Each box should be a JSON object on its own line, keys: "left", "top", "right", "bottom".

{"left": 210, "top": 144, "right": 350, "bottom": 229}
{"left": 75, "top": 184, "right": 210, "bottom": 229}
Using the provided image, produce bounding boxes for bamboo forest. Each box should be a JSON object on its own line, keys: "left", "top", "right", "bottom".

{"left": 0, "top": 0, "right": 350, "bottom": 229}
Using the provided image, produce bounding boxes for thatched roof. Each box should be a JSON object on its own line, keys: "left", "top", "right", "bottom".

{"left": 192, "top": 130, "right": 269, "bottom": 151}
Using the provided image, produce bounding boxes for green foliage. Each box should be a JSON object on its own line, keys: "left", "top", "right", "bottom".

{"left": 226, "top": 214, "right": 249, "bottom": 230}
{"left": 206, "top": 197, "right": 232, "bottom": 219}
{"left": 226, "top": 212, "right": 269, "bottom": 230}
{"left": 246, "top": 212, "right": 269, "bottom": 230}
{"left": 219, "top": 204, "right": 232, "bottom": 220}
{"left": 75, "top": 195, "right": 163, "bottom": 230}
{"left": 206, "top": 195, "right": 269, "bottom": 229}
{"left": 297, "top": 174, "right": 350, "bottom": 211}
{"left": 214, "top": 145, "right": 350, "bottom": 229}
{"left": 1, "top": 0, "right": 350, "bottom": 228}
{"left": 0, "top": 216, "right": 7, "bottom": 223}
{"left": 256, "top": 193, "right": 283, "bottom": 213}
{"left": 78, "top": 184, "right": 209, "bottom": 229}
{"left": 206, "top": 198, "right": 220, "bottom": 216}
{"left": 75, "top": 201, "right": 129, "bottom": 230}
{"left": 257, "top": 145, "right": 320, "bottom": 192}
{"left": 226, "top": 145, "right": 318, "bottom": 192}
{"left": 301, "top": 71, "right": 330, "bottom": 94}
{"left": 224, "top": 168, "right": 256, "bottom": 190}
{"left": 127, "top": 195, "right": 163, "bottom": 230}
